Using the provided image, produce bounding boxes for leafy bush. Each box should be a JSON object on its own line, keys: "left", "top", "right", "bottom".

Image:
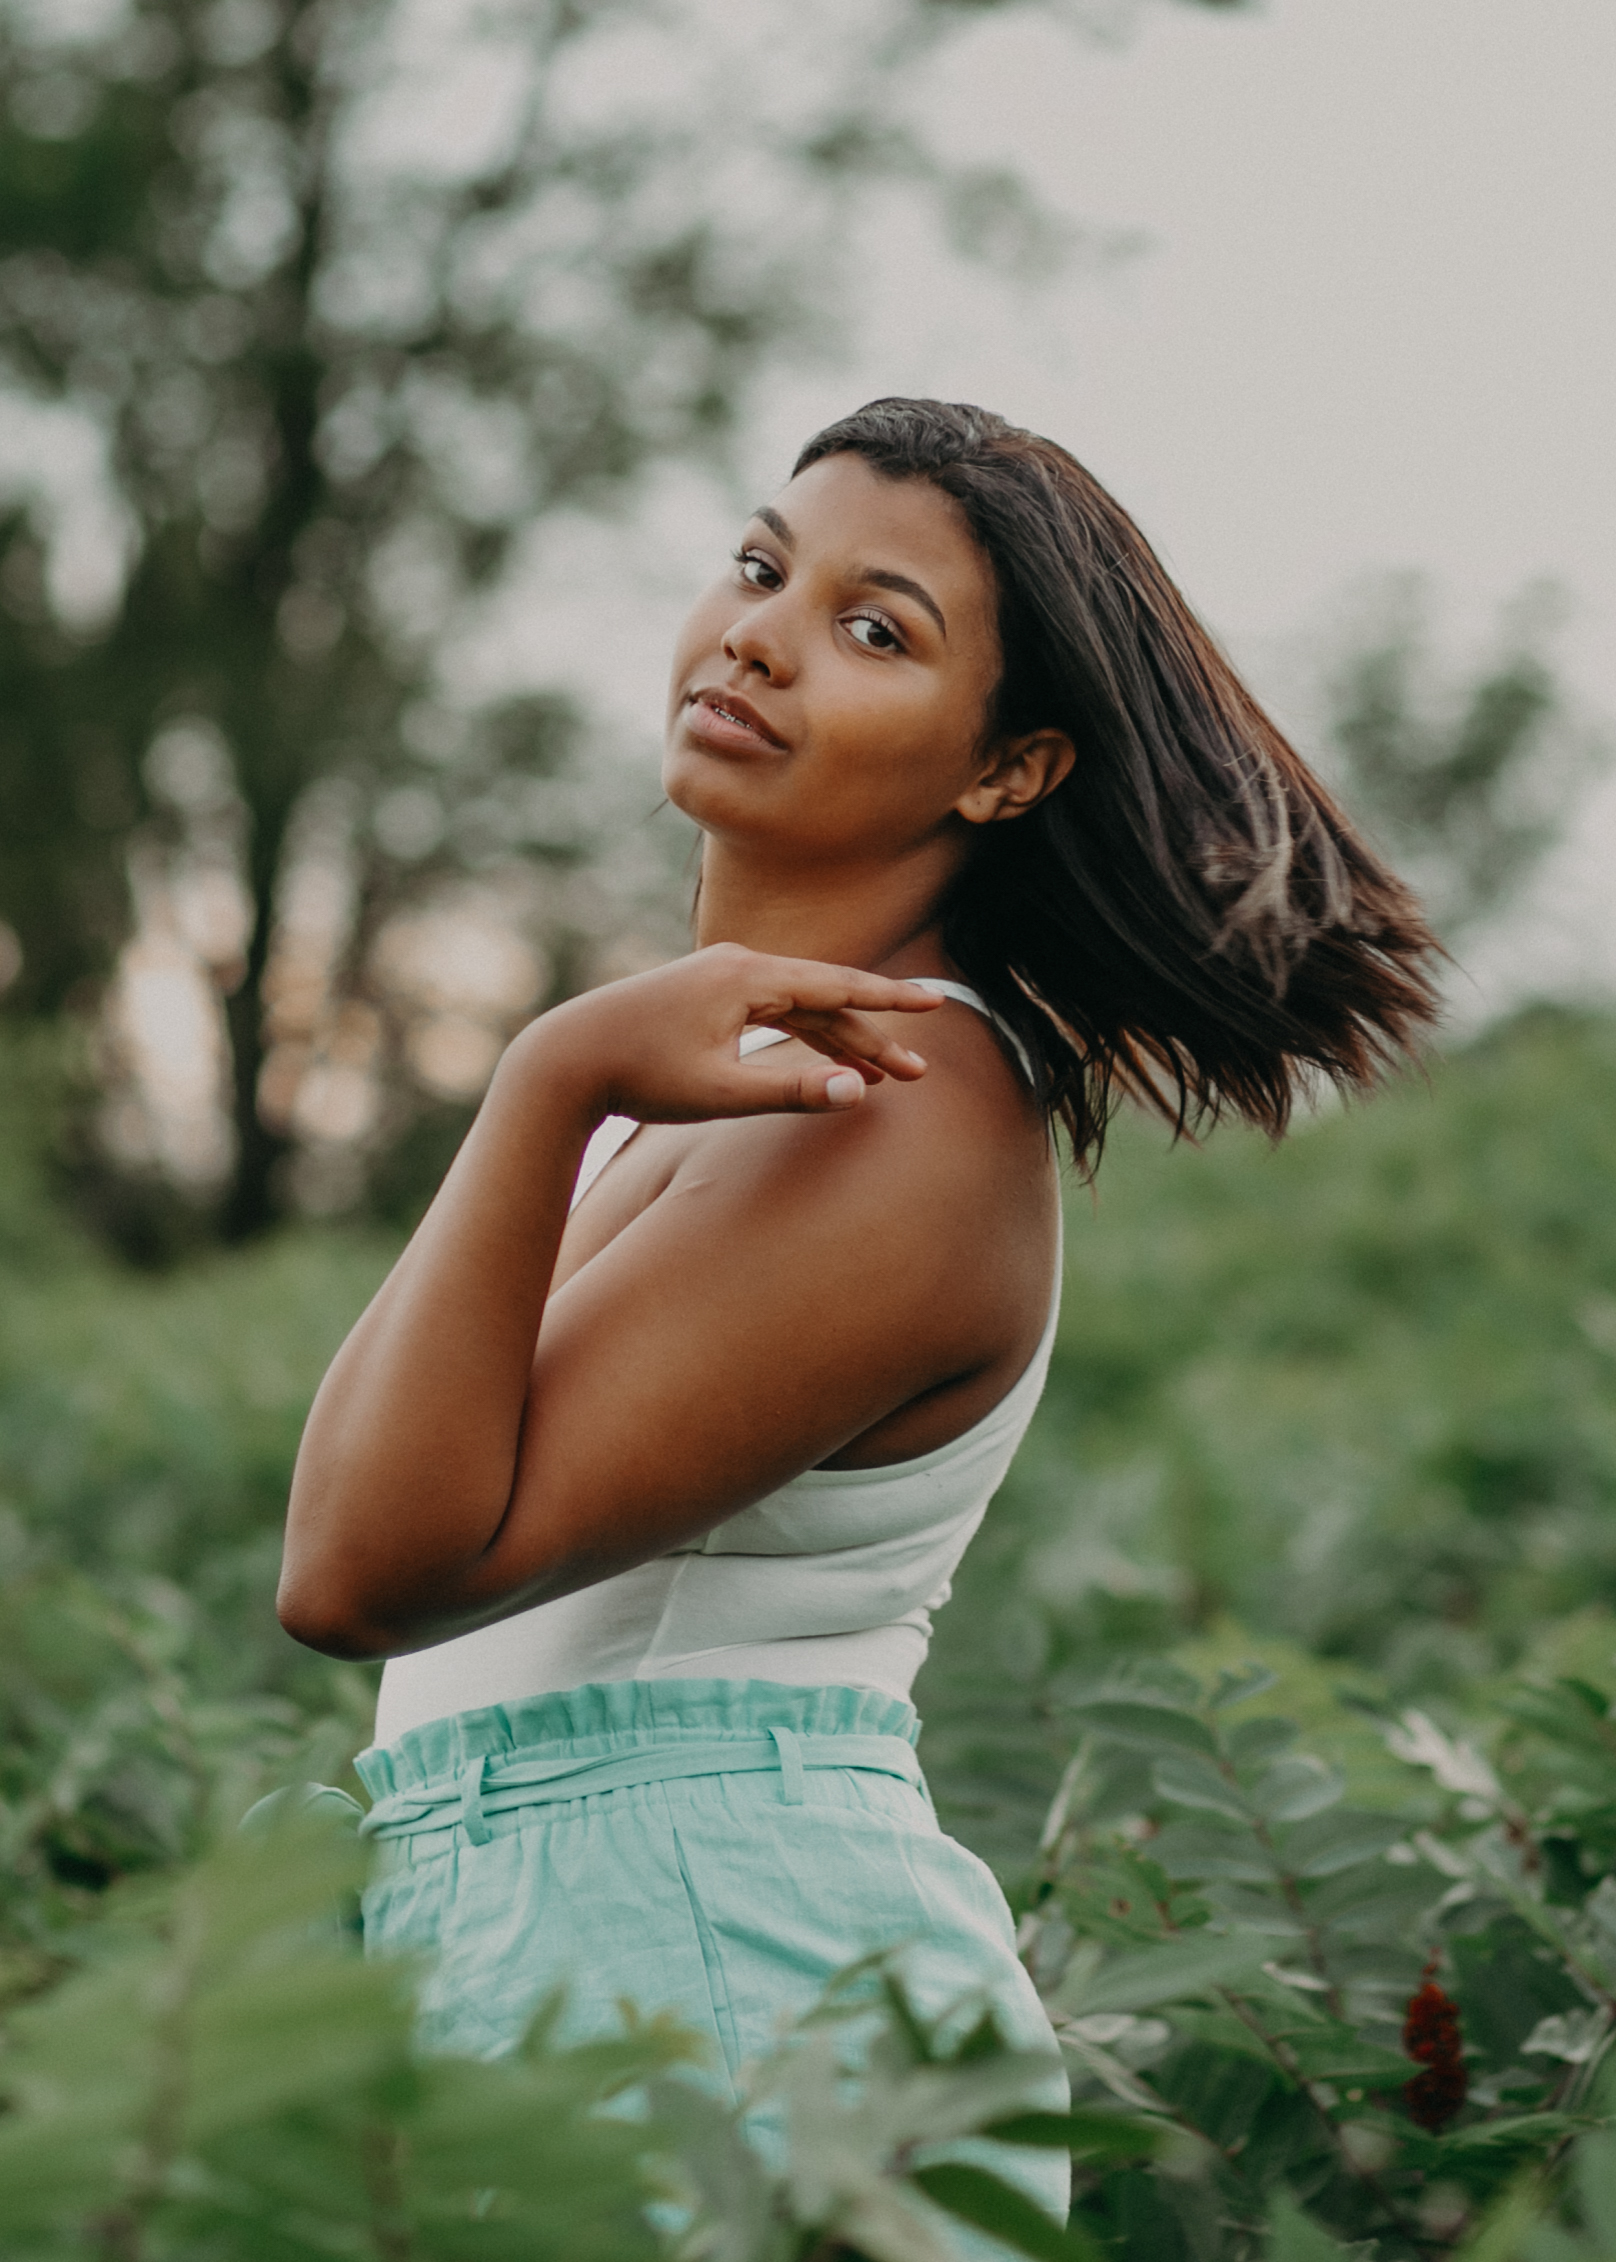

{"left": 0, "top": 1553, "right": 374, "bottom": 1971}
{"left": 0, "top": 1809, "right": 1141, "bottom": 2262}
{"left": 12, "top": 1656, "right": 1616, "bottom": 2257}
{"left": 1017, "top": 1659, "right": 1616, "bottom": 2257}
{"left": 919, "top": 1005, "right": 1616, "bottom": 1865}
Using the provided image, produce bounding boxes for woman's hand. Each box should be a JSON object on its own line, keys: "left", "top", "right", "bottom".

{"left": 526, "top": 941, "right": 945, "bottom": 1126}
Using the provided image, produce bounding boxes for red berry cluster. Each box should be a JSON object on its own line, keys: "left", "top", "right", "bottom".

{"left": 1402, "top": 1959, "right": 1467, "bottom": 2131}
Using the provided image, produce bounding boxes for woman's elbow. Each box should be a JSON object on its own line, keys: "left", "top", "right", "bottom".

{"left": 275, "top": 1560, "right": 396, "bottom": 1661}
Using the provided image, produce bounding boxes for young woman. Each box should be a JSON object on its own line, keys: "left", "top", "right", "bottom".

{"left": 279, "top": 399, "right": 1437, "bottom": 2218}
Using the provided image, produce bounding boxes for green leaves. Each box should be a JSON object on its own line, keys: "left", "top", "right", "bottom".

{"left": 755, "top": 1981, "right": 1092, "bottom": 2262}
{"left": 0, "top": 1815, "right": 1124, "bottom": 2262}
{"left": 910, "top": 2164, "right": 1103, "bottom": 2261}
{"left": 1064, "top": 1697, "right": 1220, "bottom": 1759}
{"left": 1265, "top": 2191, "right": 1361, "bottom": 2259}
{"left": 1056, "top": 1934, "right": 1271, "bottom": 2020}
{"left": 981, "top": 2109, "right": 1160, "bottom": 2163}
{"left": 1211, "top": 1665, "right": 1282, "bottom": 1713}
{"left": 0, "top": 1813, "right": 677, "bottom": 2261}
{"left": 1152, "top": 1753, "right": 1252, "bottom": 1818}
{"left": 1022, "top": 1659, "right": 1616, "bottom": 2256}
{"left": 1276, "top": 1809, "right": 1406, "bottom": 1879}
{"left": 1251, "top": 1757, "right": 1346, "bottom": 1824}
{"left": 5, "top": 1598, "right": 1616, "bottom": 2260}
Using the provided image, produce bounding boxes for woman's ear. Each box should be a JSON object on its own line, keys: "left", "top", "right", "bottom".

{"left": 954, "top": 729, "right": 1077, "bottom": 826}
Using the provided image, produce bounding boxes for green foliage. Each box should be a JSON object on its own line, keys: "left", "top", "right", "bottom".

{"left": 0, "top": 1016, "right": 95, "bottom": 1272}
{"left": 0, "top": 1022, "right": 391, "bottom": 1935}
{"left": 1018, "top": 1660, "right": 1616, "bottom": 2258}
{"left": 0, "top": 1812, "right": 688, "bottom": 2259}
{"left": 0, "top": 1809, "right": 1132, "bottom": 2262}
{"left": 919, "top": 1004, "right": 1616, "bottom": 1864}
{"left": 0, "top": 1557, "right": 316, "bottom": 1955}
{"left": 0, "top": 1213, "right": 395, "bottom": 1595}
{"left": 15, "top": 1642, "right": 1616, "bottom": 2258}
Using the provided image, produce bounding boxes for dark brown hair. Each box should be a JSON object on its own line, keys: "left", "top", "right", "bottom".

{"left": 794, "top": 398, "right": 1441, "bottom": 1168}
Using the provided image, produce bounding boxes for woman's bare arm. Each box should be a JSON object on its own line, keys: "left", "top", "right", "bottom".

{"left": 276, "top": 946, "right": 953, "bottom": 1656}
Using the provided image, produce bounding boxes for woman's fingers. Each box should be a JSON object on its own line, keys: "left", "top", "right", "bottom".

{"left": 739, "top": 955, "right": 944, "bottom": 1026}
{"left": 715, "top": 1058, "right": 877, "bottom": 1115}
{"left": 725, "top": 956, "right": 941, "bottom": 1088}
{"left": 776, "top": 1007, "right": 931, "bottom": 1082}
{"left": 725, "top": 1009, "right": 930, "bottom": 1116}
{"left": 731, "top": 958, "right": 947, "bottom": 1104}
{"left": 549, "top": 945, "right": 949, "bottom": 1124}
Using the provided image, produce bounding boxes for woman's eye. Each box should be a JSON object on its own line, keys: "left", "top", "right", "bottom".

{"left": 734, "top": 548, "right": 783, "bottom": 591}
{"left": 845, "top": 612, "right": 902, "bottom": 653}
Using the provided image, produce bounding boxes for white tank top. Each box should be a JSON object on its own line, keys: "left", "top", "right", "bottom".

{"left": 372, "top": 983, "right": 1061, "bottom": 1745}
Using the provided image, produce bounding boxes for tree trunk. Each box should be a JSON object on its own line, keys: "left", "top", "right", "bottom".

{"left": 220, "top": 801, "right": 292, "bottom": 1243}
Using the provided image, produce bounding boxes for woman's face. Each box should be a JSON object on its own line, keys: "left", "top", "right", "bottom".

{"left": 663, "top": 453, "right": 1005, "bottom": 863}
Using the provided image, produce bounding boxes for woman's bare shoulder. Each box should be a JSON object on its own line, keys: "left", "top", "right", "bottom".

{"left": 556, "top": 991, "right": 1049, "bottom": 1284}
{"left": 532, "top": 1007, "right": 1052, "bottom": 1515}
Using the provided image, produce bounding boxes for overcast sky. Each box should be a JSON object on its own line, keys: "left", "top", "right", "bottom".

{"left": 885, "top": 0, "right": 1616, "bottom": 710}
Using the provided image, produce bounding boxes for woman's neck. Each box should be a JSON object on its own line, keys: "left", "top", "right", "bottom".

{"left": 692, "top": 836, "right": 960, "bottom": 976}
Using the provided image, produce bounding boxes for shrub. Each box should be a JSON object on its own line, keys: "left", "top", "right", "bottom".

{"left": 0, "top": 1810, "right": 1137, "bottom": 2262}
{"left": 1020, "top": 1660, "right": 1616, "bottom": 2257}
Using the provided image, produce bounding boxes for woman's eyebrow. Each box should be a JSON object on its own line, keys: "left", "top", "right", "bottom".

{"left": 861, "top": 569, "right": 946, "bottom": 639}
{"left": 748, "top": 505, "right": 946, "bottom": 637}
{"left": 753, "top": 504, "right": 795, "bottom": 548}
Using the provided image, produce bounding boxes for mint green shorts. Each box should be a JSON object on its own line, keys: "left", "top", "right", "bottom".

{"left": 355, "top": 1678, "right": 1067, "bottom": 2222}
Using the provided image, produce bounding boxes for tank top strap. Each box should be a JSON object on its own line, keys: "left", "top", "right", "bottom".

{"left": 907, "top": 978, "right": 1034, "bottom": 1086}
{"left": 744, "top": 980, "right": 1033, "bottom": 1085}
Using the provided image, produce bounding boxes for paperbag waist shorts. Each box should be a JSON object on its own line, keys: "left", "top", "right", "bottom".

{"left": 355, "top": 1677, "right": 1067, "bottom": 2224}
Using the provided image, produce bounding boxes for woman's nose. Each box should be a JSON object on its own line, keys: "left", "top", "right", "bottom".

{"left": 722, "top": 607, "right": 795, "bottom": 684}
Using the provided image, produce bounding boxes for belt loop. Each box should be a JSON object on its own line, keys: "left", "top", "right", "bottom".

{"left": 769, "top": 1726, "right": 805, "bottom": 1806}
{"left": 459, "top": 1755, "right": 491, "bottom": 1846}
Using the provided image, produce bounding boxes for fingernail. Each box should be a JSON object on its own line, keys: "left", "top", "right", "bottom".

{"left": 825, "top": 1071, "right": 862, "bottom": 1107}
{"left": 903, "top": 1050, "right": 927, "bottom": 1068}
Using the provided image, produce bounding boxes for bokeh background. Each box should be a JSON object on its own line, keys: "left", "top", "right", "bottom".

{"left": 3, "top": 0, "right": 1615, "bottom": 1897}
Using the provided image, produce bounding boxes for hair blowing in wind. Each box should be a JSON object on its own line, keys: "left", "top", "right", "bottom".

{"left": 796, "top": 399, "right": 1442, "bottom": 1169}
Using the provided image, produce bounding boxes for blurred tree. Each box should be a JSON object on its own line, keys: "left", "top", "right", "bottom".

{"left": 1321, "top": 575, "right": 1592, "bottom": 941}
{"left": 0, "top": 0, "right": 1249, "bottom": 1245}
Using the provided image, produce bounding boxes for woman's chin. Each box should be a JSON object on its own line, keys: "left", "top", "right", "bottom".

{"left": 662, "top": 746, "right": 784, "bottom": 833}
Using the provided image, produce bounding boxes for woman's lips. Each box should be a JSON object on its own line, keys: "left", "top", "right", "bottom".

{"left": 684, "top": 692, "right": 786, "bottom": 754}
